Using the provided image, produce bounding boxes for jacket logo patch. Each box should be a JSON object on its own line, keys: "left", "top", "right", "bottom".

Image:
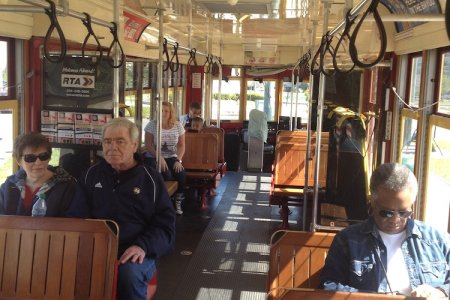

{"left": 133, "top": 187, "right": 141, "bottom": 195}
{"left": 94, "top": 182, "right": 103, "bottom": 188}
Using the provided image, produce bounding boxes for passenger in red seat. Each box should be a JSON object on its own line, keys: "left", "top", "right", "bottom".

{"left": 144, "top": 101, "right": 186, "bottom": 215}
{"left": 0, "top": 132, "right": 76, "bottom": 217}
{"left": 67, "top": 118, "right": 176, "bottom": 300}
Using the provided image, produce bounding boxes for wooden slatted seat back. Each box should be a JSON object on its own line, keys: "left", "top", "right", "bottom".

{"left": 0, "top": 216, "right": 118, "bottom": 300}
{"left": 183, "top": 132, "right": 218, "bottom": 171}
{"left": 201, "top": 127, "right": 225, "bottom": 163}
{"left": 273, "top": 140, "right": 328, "bottom": 188}
{"left": 276, "top": 130, "right": 329, "bottom": 146}
{"left": 267, "top": 230, "right": 335, "bottom": 300}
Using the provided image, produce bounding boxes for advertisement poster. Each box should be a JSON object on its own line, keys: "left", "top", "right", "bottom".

{"left": 44, "top": 57, "right": 114, "bottom": 110}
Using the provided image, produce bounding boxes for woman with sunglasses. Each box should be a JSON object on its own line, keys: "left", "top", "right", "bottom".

{"left": 0, "top": 132, "right": 76, "bottom": 216}
{"left": 319, "top": 163, "right": 449, "bottom": 299}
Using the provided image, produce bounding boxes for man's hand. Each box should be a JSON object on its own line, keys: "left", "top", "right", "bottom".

{"left": 119, "top": 245, "right": 146, "bottom": 264}
{"left": 411, "top": 284, "right": 447, "bottom": 299}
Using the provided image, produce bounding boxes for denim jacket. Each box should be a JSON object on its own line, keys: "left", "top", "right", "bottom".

{"left": 319, "top": 217, "right": 450, "bottom": 296}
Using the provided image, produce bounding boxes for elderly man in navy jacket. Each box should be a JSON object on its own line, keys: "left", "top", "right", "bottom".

{"left": 67, "top": 117, "right": 176, "bottom": 300}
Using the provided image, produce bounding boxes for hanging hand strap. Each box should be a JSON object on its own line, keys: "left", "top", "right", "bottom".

{"left": 43, "top": 0, "right": 67, "bottom": 63}
{"left": 107, "top": 22, "right": 125, "bottom": 68}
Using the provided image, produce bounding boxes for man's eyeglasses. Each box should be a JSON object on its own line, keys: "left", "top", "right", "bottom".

{"left": 22, "top": 152, "right": 51, "bottom": 163}
{"left": 376, "top": 208, "right": 413, "bottom": 219}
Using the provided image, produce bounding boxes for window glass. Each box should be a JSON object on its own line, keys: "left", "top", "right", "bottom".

{"left": 409, "top": 56, "right": 422, "bottom": 107}
{"left": 425, "top": 125, "right": 450, "bottom": 232}
{"left": 0, "top": 109, "right": 13, "bottom": 182}
{"left": 246, "top": 80, "right": 276, "bottom": 121}
{"left": 438, "top": 52, "right": 450, "bottom": 115}
{"left": 212, "top": 79, "right": 241, "bottom": 120}
{"left": 280, "top": 81, "right": 309, "bottom": 126}
{"left": 125, "top": 62, "right": 135, "bottom": 89}
{"left": 124, "top": 92, "right": 136, "bottom": 122}
{"left": 143, "top": 63, "right": 150, "bottom": 89}
{"left": 0, "top": 41, "right": 7, "bottom": 97}
{"left": 400, "top": 117, "right": 418, "bottom": 172}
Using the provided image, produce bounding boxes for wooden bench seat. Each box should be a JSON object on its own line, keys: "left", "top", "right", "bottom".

{"left": 184, "top": 132, "right": 219, "bottom": 208}
{"left": 0, "top": 216, "right": 118, "bottom": 300}
{"left": 165, "top": 180, "right": 178, "bottom": 197}
{"left": 267, "top": 230, "right": 335, "bottom": 300}
{"left": 270, "top": 131, "right": 329, "bottom": 229}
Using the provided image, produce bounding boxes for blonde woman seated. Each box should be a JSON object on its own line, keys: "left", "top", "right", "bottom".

{"left": 144, "top": 101, "right": 186, "bottom": 215}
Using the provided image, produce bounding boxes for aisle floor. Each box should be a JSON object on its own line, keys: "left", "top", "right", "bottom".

{"left": 154, "top": 171, "right": 303, "bottom": 300}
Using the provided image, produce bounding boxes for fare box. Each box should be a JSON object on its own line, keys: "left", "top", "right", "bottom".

{"left": 57, "top": 130, "right": 75, "bottom": 144}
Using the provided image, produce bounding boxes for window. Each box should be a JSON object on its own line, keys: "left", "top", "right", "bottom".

{"left": 245, "top": 79, "right": 276, "bottom": 121}
{"left": 437, "top": 51, "right": 450, "bottom": 115}
{"left": 280, "top": 81, "right": 309, "bottom": 125}
{"left": 425, "top": 119, "right": 450, "bottom": 232}
{"left": 0, "top": 38, "right": 14, "bottom": 99}
{"left": 408, "top": 56, "right": 422, "bottom": 107}
{"left": 125, "top": 62, "right": 135, "bottom": 89}
{"left": 212, "top": 79, "right": 241, "bottom": 120}
{"left": 400, "top": 115, "right": 418, "bottom": 172}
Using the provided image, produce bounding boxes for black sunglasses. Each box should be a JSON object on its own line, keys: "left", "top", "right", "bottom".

{"left": 377, "top": 208, "right": 413, "bottom": 219}
{"left": 22, "top": 152, "right": 51, "bottom": 163}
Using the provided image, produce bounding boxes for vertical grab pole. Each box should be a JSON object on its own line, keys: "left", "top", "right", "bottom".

{"left": 112, "top": 0, "right": 120, "bottom": 118}
{"left": 311, "top": 0, "right": 331, "bottom": 232}
{"left": 156, "top": 4, "right": 164, "bottom": 172}
{"left": 303, "top": 7, "right": 318, "bottom": 231}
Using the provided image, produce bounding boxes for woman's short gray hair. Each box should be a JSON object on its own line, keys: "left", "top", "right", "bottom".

{"left": 102, "top": 117, "right": 139, "bottom": 142}
{"left": 370, "top": 163, "right": 418, "bottom": 203}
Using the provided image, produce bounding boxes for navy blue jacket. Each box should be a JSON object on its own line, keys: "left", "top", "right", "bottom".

{"left": 67, "top": 159, "right": 176, "bottom": 259}
{"left": 0, "top": 166, "right": 76, "bottom": 216}
{"left": 319, "top": 217, "right": 449, "bottom": 296}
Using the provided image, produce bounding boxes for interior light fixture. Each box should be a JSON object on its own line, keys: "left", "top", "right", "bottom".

{"left": 228, "top": 0, "right": 239, "bottom": 5}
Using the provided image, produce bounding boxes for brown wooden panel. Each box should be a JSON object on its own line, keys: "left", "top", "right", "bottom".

{"left": 16, "top": 230, "right": 36, "bottom": 298}
{"left": 267, "top": 230, "right": 336, "bottom": 299}
{"left": 60, "top": 232, "right": 79, "bottom": 299}
{"left": 165, "top": 181, "right": 178, "bottom": 197}
{"left": 2, "top": 229, "right": 21, "bottom": 297}
{"left": 90, "top": 233, "right": 108, "bottom": 298}
{"left": 201, "top": 127, "right": 225, "bottom": 162}
{"left": 46, "top": 233, "right": 65, "bottom": 298}
{"left": 268, "top": 288, "right": 426, "bottom": 300}
{"left": 0, "top": 229, "right": 7, "bottom": 294}
{"left": 31, "top": 232, "right": 50, "bottom": 297}
{"left": 75, "top": 233, "right": 94, "bottom": 299}
{"left": 184, "top": 132, "right": 218, "bottom": 171}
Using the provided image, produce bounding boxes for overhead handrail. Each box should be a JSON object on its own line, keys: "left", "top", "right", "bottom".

{"left": 187, "top": 48, "right": 198, "bottom": 66}
{"left": 311, "top": 32, "right": 335, "bottom": 76}
{"left": 203, "top": 55, "right": 213, "bottom": 74}
{"left": 81, "top": 12, "right": 103, "bottom": 65}
{"left": 43, "top": 0, "right": 66, "bottom": 63}
{"left": 320, "top": 31, "right": 336, "bottom": 76}
{"left": 162, "top": 38, "right": 170, "bottom": 71}
{"left": 107, "top": 21, "right": 125, "bottom": 68}
{"left": 349, "top": 0, "right": 387, "bottom": 68}
{"left": 310, "top": 35, "right": 326, "bottom": 76}
{"left": 169, "top": 42, "right": 180, "bottom": 72}
{"left": 333, "top": 10, "right": 356, "bottom": 73}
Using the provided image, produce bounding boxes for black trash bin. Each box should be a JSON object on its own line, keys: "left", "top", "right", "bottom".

{"left": 224, "top": 133, "right": 241, "bottom": 171}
